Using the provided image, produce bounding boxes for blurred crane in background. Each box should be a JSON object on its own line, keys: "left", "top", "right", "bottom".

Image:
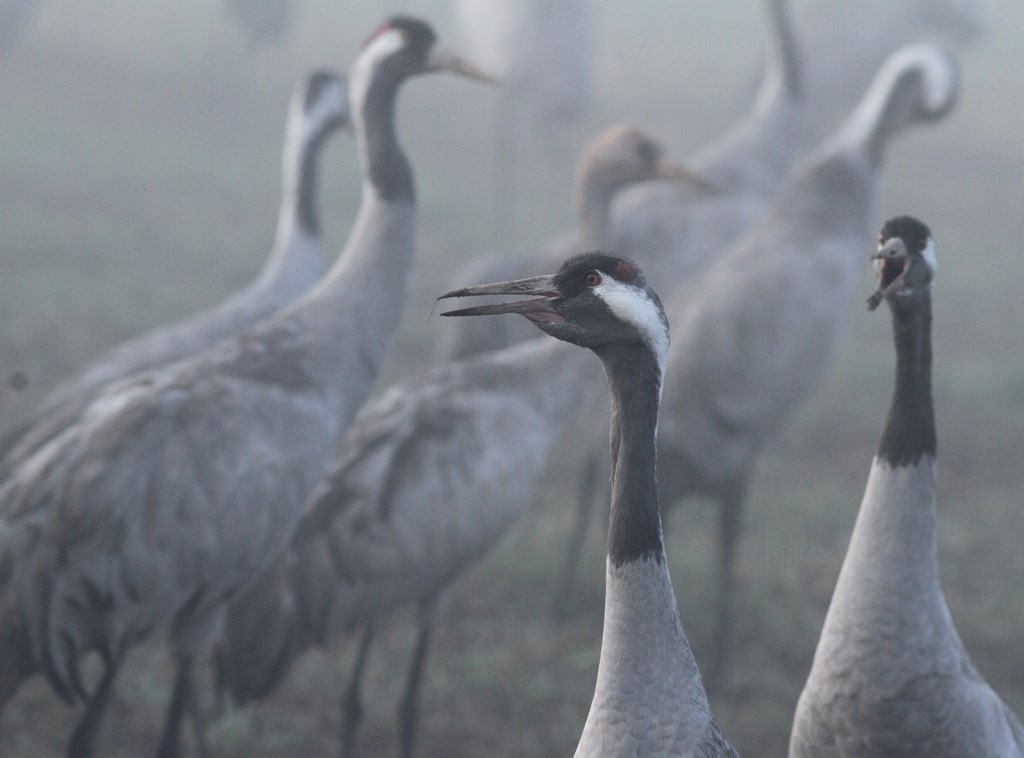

{"left": 564, "top": 43, "right": 961, "bottom": 689}
{"left": 215, "top": 122, "right": 702, "bottom": 758}
{"left": 0, "top": 17, "right": 492, "bottom": 758}
{"left": 453, "top": 0, "right": 596, "bottom": 238}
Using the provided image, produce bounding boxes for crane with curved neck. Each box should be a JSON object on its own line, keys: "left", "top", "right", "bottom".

{"left": 33, "top": 71, "right": 350, "bottom": 426}
{"left": 563, "top": 43, "right": 960, "bottom": 688}
{"left": 441, "top": 122, "right": 714, "bottom": 361}
{"left": 0, "top": 16, "right": 494, "bottom": 758}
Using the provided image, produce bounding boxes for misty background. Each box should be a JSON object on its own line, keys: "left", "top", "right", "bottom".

{"left": 0, "top": 1, "right": 1022, "bottom": 756}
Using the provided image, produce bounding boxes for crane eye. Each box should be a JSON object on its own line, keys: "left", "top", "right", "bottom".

{"left": 585, "top": 271, "right": 602, "bottom": 287}
{"left": 917, "top": 238, "right": 928, "bottom": 252}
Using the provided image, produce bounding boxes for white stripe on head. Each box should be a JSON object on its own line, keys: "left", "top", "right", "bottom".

{"left": 592, "top": 277, "right": 670, "bottom": 374}
{"left": 920, "top": 236, "right": 937, "bottom": 278}
{"left": 349, "top": 28, "right": 407, "bottom": 119}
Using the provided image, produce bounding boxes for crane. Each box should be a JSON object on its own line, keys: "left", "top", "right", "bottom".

{"left": 440, "top": 251, "right": 739, "bottom": 756}
{"left": 0, "top": 16, "right": 493, "bottom": 758}
{"left": 789, "top": 216, "right": 1024, "bottom": 757}
{"left": 563, "top": 44, "right": 961, "bottom": 687}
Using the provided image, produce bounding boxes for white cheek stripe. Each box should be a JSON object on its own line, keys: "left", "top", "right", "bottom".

{"left": 921, "top": 237, "right": 937, "bottom": 276}
{"left": 593, "top": 278, "right": 670, "bottom": 372}
{"left": 349, "top": 29, "right": 406, "bottom": 119}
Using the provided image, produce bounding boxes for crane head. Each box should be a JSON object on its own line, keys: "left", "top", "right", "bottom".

{"left": 866, "top": 215, "right": 936, "bottom": 311}
{"left": 439, "top": 251, "right": 669, "bottom": 366}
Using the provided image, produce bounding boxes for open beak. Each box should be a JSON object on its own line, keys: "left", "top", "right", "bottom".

{"left": 438, "top": 274, "right": 563, "bottom": 321}
{"left": 866, "top": 237, "right": 911, "bottom": 311}
{"left": 427, "top": 47, "right": 501, "bottom": 85}
{"left": 657, "top": 158, "right": 721, "bottom": 194}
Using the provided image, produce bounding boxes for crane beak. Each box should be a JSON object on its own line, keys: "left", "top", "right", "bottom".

{"left": 427, "top": 47, "right": 501, "bottom": 85}
{"left": 438, "top": 274, "right": 562, "bottom": 319}
{"left": 866, "top": 237, "right": 911, "bottom": 311}
{"left": 656, "top": 159, "right": 721, "bottom": 194}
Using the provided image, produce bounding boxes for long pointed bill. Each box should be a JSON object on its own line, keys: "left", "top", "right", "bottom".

{"left": 427, "top": 47, "right": 501, "bottom": 85}
{"left": 657, "top": 158, "right": 721, "bottom": 194}
{"left": 866, "top": 238, "right": 910, "bottom": 311}
{"left": 438, "top": 274, "right": 563, "bottom": 321}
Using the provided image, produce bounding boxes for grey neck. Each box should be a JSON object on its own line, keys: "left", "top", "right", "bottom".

{"left": 600, "top": 345, "right": 665, "bottom": 568}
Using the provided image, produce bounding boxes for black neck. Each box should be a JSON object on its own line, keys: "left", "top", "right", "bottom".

{"left": 296, "top": 129, "right": 329, "bottom": 236}
{"left": 600, "top": 345, "right": 665, "bottom": 567}
{"left": 360, "top": 74, "right": 414, "bottom": 202}
{"left": 878, "top": 292, "right": 936, "bottom": 465}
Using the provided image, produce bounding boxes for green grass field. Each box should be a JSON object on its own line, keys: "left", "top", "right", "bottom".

{"left": 1, "top": 1, "right": 1022, "bottom": 756}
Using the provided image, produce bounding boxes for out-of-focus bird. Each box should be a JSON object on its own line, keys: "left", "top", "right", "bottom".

{"left": 441, "top": 252, "right": 739, "bottom": 757}
{"left": 29, "top": 71, "right": 349, "bottom": 428}
{"left": 441, "top": 0, "right": 805, "bottom": 364}
{"left": 789, "top": 216, "right": 1024, "bottom": 757}
{"left": 795, "top": 0, "right": 985, "bottom": 143}
{"left": 440, "top": 122, "right": 715, "bottom": 361}
{"left": 219, "top": 336, "right": 603, "bottom": 758}
{"left": 0, "top": 16, "right": 493, "bottom": 758}
{"left": 215, "top": 121, "right": 695, "bottom": 758}
{"left": 563, "top": 44, "right": 961, "bottom": 687}
{"left": 452, "top": 0, "right": 596, "bottom": 235}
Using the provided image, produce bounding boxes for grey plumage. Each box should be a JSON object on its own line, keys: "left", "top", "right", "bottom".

{"left": 441, "top": 122, "right": 714, "bottom": 361}
{"left": 452, "top": 0, "right": 596, "bottom": 235}
{"left": 440, "top": 253, "right": 738, "bottom": 756}
{"left": 218, "top": 337, "right": 602, "bottom": 756}
{"left": 567, "top": 43, "right": 961, "bottom": 686}
{"left": 217, "top": 121, "right": 684, "bottom": 757}
{"left": 30, "top": 71, "right": 350, "bottom": 427}
{"left": 0, "top": 16, "right": 489, "bottom": 757}
{"left": 789, "top": 216, "right": 1024, "bottom": 757}
{"left": 442, "top": 0, "right": 806, "bottom": 365}
{"left": 795, "top": 0, "right": 984, "bottom": 145}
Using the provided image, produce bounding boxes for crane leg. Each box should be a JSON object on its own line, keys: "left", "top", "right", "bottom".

{"left": 67, "top": 652, "right": 124, "bottom": 758}
{"left": 156, "top": 654, "right": 204, "bottom": 758}
{"left": 397, "top": 592, "right": 447, "bottom": 758}
{"left": 705, "top": 481, "right": 749, "bottom": 692}
{"left": 552, "top": 444, "right": 606, "bottom": 618}
{"left": 340, "top": 623, "right": 375, "bottom": 758}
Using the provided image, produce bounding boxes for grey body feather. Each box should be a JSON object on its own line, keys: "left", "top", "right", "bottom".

{"left": 0, "top": 24, "right": 451, "bottom": 743}
{"left": 32, "top": 73, "right": 349, "bottom": 426}
{"left": 219, "top": 338, "right": 603, "bottom": 705}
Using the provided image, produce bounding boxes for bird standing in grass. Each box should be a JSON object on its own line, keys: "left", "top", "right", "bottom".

{"left": 789, "top": 216, "right": 1024, "bottom": 757}
{"left": 215, "top": 121, "right": 696, "bottom": 758}
{"left": 0, "top": 16, "right": 493, "bottom": 758}
{"left": 441, "top": 252, "right": 739, "bottom": 757}
{"left": 563, "top": 44, "right": 960, "bottom": 687}
{"left": 0, "top": 70, "right": 350, "bottom": 459}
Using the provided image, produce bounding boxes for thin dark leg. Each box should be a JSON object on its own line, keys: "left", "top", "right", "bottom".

{"left": 156, "top": 654, "right": 197, "bottom": 758}
{"left": 706, "top": 483, "right": 748, "bottom": 692}
{"left": 67, "top": 654, "right": 124, "bottom": 758}
{"left": 397, "top": 613, "right": 438, "bottom": 758}
{"left": 340, "top": 623, "right": 375, "bottom": 758}
{"left": 186, "top": 667, "right": 212, "bottom": 758}
{"left": 552, "top": 444, "right": 606, "bottom": 617}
